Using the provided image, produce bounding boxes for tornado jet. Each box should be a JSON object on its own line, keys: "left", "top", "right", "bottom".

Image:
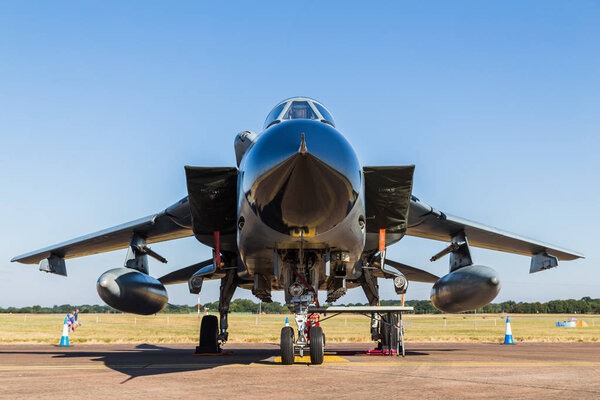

{"left": 12, "top": 97, "right": 583, "bottom": 364}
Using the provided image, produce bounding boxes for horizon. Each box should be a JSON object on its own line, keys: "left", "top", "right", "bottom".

{"left": 2, "top": 295, "right": 599, "bottom": 309}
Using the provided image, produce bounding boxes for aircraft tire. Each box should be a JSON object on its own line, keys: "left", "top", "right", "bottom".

{"left": 379, "top": 313, "right": 399, "bottom": 352}
{"left": 280, "top": 326, "right": 295, "bottom": 365}
{"left": 199, "top": 315, "right": 219, "bottom": 352}
{"left": 309, "top": 326, "right": 324, "bottom": 365}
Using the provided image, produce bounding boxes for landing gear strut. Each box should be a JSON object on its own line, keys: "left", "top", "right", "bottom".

{"left": 358, "top": 267, "right": 381, "bottom": 341}
{"left": 278, "top": 253, "right": 325, "bottom": 365}
{"left": 218, "top": 269, "right": 237, "bottom": 344}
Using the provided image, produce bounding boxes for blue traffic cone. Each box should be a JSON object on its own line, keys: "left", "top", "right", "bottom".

{"left": 503, "top": 316, "right": 514, "bottom": 344}
{"left": 285, "top": 317, "right": 289, "bottom": 327}
{"left": 59, "top": 317, "right": 70, "bottom": 346}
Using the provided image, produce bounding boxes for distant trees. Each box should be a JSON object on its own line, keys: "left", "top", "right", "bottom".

{"left": 2, "top": 297, "right": 599, "bottom": 314}
{"left": 0, "top": 304, "right": 120, "bottom": 314}
{"left": 197, "top": 300, "right": 289, "bottom": 314}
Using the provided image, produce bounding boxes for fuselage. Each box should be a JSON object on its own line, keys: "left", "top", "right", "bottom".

{"left": 237, "top": 117, "right": 366, "bottom": 288}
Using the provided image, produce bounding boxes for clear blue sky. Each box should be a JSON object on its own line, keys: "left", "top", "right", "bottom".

{"left": 0, "top": 1, "right": 598, "bottom": 307}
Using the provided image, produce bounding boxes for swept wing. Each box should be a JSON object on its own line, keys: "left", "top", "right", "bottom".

{"left": 11, "top": 197, "right": 193, "bottom": 265}
{"left": 407, "top": 196, "right": 583, "bottom": 261}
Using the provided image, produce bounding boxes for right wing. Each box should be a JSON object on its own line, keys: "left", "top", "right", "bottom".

{"left": 406, "top": 196, "right": 584, "bottom": 262}
{"left": 158, "top": 259, "right": 213, "bottom": 285}
{"left": 11, "top": 197, "right": 193, "bottom": 265}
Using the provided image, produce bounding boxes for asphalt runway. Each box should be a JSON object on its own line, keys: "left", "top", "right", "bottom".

{"left": 1, "top": 342, "right": 599, "bottom": 399}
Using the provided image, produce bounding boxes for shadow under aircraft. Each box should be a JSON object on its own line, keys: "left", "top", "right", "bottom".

{"left": 0, "top": 343, "right": 442, "bottom": 382}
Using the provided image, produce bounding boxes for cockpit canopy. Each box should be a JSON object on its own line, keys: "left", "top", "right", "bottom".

{"left": 263, "top": 97, "right": 335, "bottom": 130}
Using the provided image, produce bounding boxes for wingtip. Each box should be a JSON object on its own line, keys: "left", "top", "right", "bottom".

{"left": 563, "top": 249, "right": 586, "bottom": 260}
{"left": 10, "top": 253, "right": 37, "bottom": 264}
{"left": 559, "top": 252, "right": 585, "bottom": 261}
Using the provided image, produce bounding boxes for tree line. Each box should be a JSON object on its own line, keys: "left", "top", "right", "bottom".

{"left": 376, "top": 297, "right": 600, "bottom": 314}
{"left": 2, "top": 297, "right": 599, "bottom": 314}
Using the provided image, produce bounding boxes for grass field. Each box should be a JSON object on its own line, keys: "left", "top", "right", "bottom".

{"left": 1, "top": 313, "right": 599, "bottom": 344}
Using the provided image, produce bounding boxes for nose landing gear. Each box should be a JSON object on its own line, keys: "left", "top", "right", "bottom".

{"left": 279, "top": 305, "right": 325, "bottom": 365}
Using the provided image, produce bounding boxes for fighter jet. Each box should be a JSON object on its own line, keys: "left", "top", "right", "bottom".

{"left": 12, "top": 97, "right": 583, "bottom": 364}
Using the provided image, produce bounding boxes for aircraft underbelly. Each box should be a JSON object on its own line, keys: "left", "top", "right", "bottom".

{"left": 237, "top": 194, "right": 365, "bottom": 282}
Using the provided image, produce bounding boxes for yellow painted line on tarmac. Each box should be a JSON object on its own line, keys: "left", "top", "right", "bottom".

{"left": 272, "top": 355, "right": 349, "bottom": 363}
{"left": 322, "top": 361, "right": 600, "bottom": 367}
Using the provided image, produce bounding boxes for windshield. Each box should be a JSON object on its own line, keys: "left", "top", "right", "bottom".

{"left": 282, "top": 101, "right": 318, "bottom": 121}
{"left": 263, "top": 98, "right": 336, "bottom": 130}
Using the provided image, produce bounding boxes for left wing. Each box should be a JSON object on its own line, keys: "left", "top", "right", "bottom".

{"left": 384, "top": 259, "right": 439, "bottom": 283}
{"left": 11, "top": 197, "right": 193, "bottom": 265}
{"left": 12, "top": 166, "right": 241, "bottom": 266}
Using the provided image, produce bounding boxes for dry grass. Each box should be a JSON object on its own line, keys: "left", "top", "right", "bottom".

{"left": 1, "top": 313, "right": 599, "bottom": 344}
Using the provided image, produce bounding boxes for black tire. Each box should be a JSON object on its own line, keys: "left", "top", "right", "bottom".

{"left": 280, "top": 326, "right": 295, "bottom": 365}
{"left": 379, "top": 313, "right": 399, "bottom": 352}
{"left": 309, "top": 326, "right": 324, "bottom": 365}
{"left": 199, "top": 315, "right": 219, "bottom": 351}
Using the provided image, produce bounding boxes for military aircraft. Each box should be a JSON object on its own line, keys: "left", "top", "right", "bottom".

{"left": 12, "top": 97, "right": 583, "bottom": 364}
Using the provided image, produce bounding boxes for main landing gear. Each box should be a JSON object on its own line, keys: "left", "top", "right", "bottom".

{"left": 196, "top": 269, "right": 238, "bottom": 354}
{"left": 197, "top": 314, "right": 220, "bottom": 353}
{"left": 376, "top": 312, "right": 399, "bottom": 354}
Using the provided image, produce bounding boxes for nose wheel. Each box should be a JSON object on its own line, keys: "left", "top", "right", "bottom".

{"left": 279, "top": 317, "right": 325, "bottom": 365}
{"left": 309, "top": 326, "right": 324, "bottom": 365}
{"left": 280, "top": 326, "right": 295, "bottom": 365}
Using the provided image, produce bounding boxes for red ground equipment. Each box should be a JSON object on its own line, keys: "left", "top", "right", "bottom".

{"left": 307, "top": 314, "right": 320, "bottom": 339}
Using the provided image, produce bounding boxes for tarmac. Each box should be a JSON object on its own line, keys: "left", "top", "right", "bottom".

{"left": 1, "top": 342, "right": 599, "bottom": 399}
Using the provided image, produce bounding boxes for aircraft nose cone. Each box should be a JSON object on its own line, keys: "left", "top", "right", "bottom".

{"left": 243, "top": 120, "right": 361, "bottom": 235}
